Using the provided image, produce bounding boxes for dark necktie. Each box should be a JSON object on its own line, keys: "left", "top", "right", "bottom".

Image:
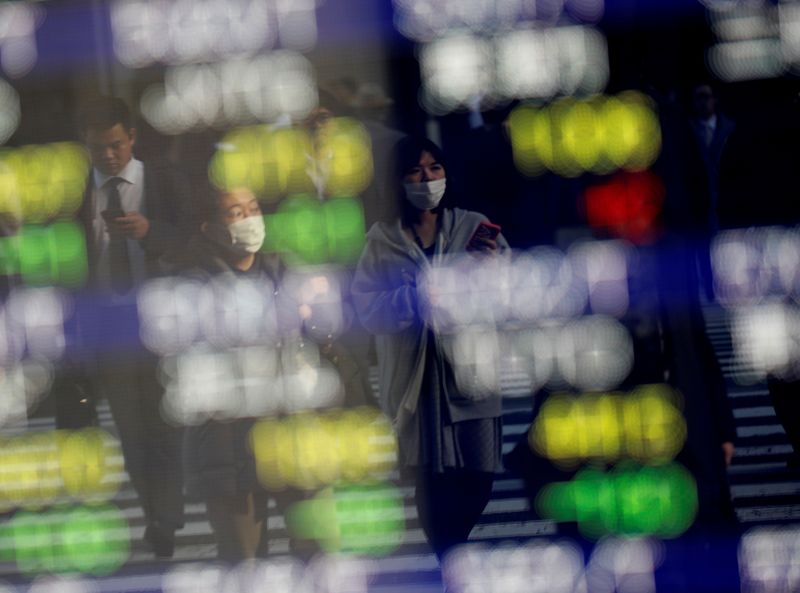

{"left": 105, "top": 178, "right": 132, "bottom": 294}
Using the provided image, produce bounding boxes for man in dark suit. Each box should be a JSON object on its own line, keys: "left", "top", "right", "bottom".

{"left": 76, "top": 97, "right": 186, "bottom": 557}
{"left": 689, "top": 83, "right": 735, "bottom": 236}
{"left": 687, "top": 83, "right": 736, "bottom": 300}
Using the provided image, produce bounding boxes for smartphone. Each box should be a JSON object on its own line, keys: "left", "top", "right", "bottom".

{"left": 467, "top": 220, "right": 501, "bottom": 250}
{"left": 101, "top": 208, "right": 125, "bottom": 225}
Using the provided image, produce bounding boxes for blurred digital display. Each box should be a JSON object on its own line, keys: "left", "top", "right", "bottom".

{"left": 531, "top": 384, "right": 686, "bottom": 468}
{"left": 739, "top": 526, "right": 800, "bottom": 593}
{"left": 0, "top": 79, "right": 20, "bottom": 145}
{"left": 443, "top": 537, "right": 662, "bottom": 593}
{"left": 162, "top": 555, "right": 372, "bottom": 593}
{"left": 712, "top": 227, "right": 800, "bottom": 381}
{"left": 422, "top": 241, "right": 630, "bottom": 330}
{"left": 0, "top": 0, "right": 793, "bottom": 586}
{"left": 508, "top": 92, "right": 661, "bottom": 177}
{"left": 250, "top": 407, "right": 397, "bottom": 490}
{"left": 0, "top": 1, "right": 42, "bottom": 79}
{"left": 730, "top": 302, "right": 800, "bottom": 382}
{"left": 0, "top": 143, "right": 90, "bottom": 224}
{"left": 140, "top": 270, "right": 346, "bottom": 357}
{"left": 419, "top": 244, "right": 633, "bottom": 395}
{"left": 2, "top": 222, "right": 88, "bottom": 288}
{"left": 393, "top": 0, "right": 604, "bottom": 42}
{"left": 0, "top": 288, "right": 68, "bottom": 428}
{"left": 0, "top": 287, "right": 68, "bottom": 366}
{"left": 706, "top": 0, "right": 800, "bottom": 81}
{"left": 443, "top": 540, "right": 586, "bottom": 593}
{"left": 537, "top": 462, "right": 698, "bottom": 539}
{"left": 712, "top": 226, "right": 800, "bottom": 307}
{"left": 0, "top": 429, "right": 123, "bottom": 511}
{"left": 285, "top": 483, "right": 405, "bottom": 555}
{"left": 112, "top": 0, "right": 320, "bottom": 68}
{"left": 419, "top": 27, "right": 608, "bottom": 114}
{"left": 0, "top": 504, "right": 129, "bottom": 576}
{"left": 210, "top": 119, "right": 373, "bottom": 200}
{"left": 140, "top": 53, "right": 319, "bottom": 133}
{"left": 584, "top": 170, "right": 665, "bottom": 245}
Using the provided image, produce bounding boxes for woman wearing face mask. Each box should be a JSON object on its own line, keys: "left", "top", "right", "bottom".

{"left": 168, "top": 185, "right": 371, "bottom": 562}
{"left": 164, "top": 186, "right": 277, "bottom": 562}
{"left": 352, "top": 137, "right": 509, "bottom": 560}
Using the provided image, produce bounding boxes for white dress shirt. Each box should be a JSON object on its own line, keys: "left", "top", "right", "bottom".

{"left": 92, "top": 158, "right": 148, "bottom": 293}
{"left": 703, "top": 114, "right": 717, "bottom": 146}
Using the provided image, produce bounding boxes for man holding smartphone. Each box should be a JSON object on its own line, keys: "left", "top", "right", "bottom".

{"left": 80, "top": 98, "right": 185, "bottom": 293}
{"left": 75, "top": 97, "right": 187, "bottom": 557}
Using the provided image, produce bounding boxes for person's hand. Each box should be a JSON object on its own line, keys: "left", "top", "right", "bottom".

{"left": 412, "top": 269, "right": 441, "bottom": 325}
{"left": 466, "top": 236, "right": 498, "bottom": 257}
{"left": 109, "top": 212, "right": 150, "bottom": 240}
{"left": 722, "top": 441, "right": 734, "bottom": 467}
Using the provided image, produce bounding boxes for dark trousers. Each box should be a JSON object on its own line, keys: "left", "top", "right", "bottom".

{"left": 414, "top": 469, "right": 494, "bottom": 560}
{"left": 96, "top": 353, "right": 184, "bottom": 530}
{"left": 768, "top": 377, "right": 800, "bottom": 464}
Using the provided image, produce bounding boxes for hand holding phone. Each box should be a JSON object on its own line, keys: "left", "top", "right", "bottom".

{"left": 101, "top": 207, "right": 125, "bottom": 225}
{"left": 102, "top": 208, "right": 126, "bottom": 237}
{"left": 467, "top": 220, "right": 501, "bottom": 252}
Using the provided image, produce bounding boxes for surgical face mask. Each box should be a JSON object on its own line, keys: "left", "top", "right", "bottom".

{"left": 403, "top": 178, "right": 446, "bottom": 210}
{"left": 228, "top": 215, "right": 265, "bottom": 253}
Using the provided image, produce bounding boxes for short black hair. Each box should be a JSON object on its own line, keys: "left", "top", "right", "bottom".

{"left": 392, "top": 136, "right": 447, "bottom": 182}
{"left": 194, "top": 181, "right": 269, "bottom": 226}
{"left": 76, "top": 96, "right": 133, "bottom": 137}
{"left": 390, "top": 136, "right": 454, "bottom": 223}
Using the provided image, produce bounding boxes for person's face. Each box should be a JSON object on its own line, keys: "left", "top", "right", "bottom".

{"left": 217, "top": 188, "right": 262, "bottom": 227}
{"left": 693, "top": 85, "right": 716, "bottom": 119}
{"left": 403, "top": 151, "right": 445, "bottom": 184}
{"left": 85, "top": 123, "right": 136, "bottom": 177}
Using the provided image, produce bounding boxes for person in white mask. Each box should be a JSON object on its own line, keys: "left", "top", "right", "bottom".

{"left": 163, "top": 185, "right": 279, "bottom": 562}
{"left": 353, "top": 137, "right": 509, "bottom": 561}
{"left": 199, "top": 186, "right": 268, "bottom": 272}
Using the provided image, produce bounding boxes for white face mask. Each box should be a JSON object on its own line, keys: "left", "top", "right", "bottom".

{"left": 228, "top": 215, "right": 266, "bottom": 253}
{"left": 403, "top": 178, "right": 446, "bottom": 210}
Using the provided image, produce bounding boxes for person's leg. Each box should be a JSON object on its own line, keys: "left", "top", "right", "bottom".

{"left": 137, "top": 356, "right": 184, "bottom": 531}
{"left": 206, "top": 492, "right": 263, "bottom": 563}
{"left": 99, "top": 353, "right": 184, "bottom": 557}
{"left": 768, "top": 377, "right": 800, "bottom": 466}
{"left": 98, "top": 356, "right": 150, "bottom": 514}
{"left": 415, "top": 470, "right": 494, "bottom": 560}
{"left": 273, "top": 487, "right": 325, "bottom": 561}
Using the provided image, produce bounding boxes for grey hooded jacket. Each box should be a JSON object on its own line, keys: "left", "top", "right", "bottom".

{"left": 352, "top": 208, "right": 509, "bottom": 465}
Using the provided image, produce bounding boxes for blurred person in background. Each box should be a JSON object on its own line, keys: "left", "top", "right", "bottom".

{"left": 612, "top": 84, "right": 738, "bottom": 529}
{"left": 628, "top": 238, "right": 737, "bottom": 528}
{"left": 74, "top": 96, "right": 188, "bottom": 557}
{"left": 352, "top": 136, "right": 509, "bottom": 560}
{"left": 689, "top": 83, "right": 735, "bottom": 236}
{"left": 688, "top": 83, "right": 735, "bottom": 300}
{"left": 605, "top": 82, "right": 738, "bottom": 527}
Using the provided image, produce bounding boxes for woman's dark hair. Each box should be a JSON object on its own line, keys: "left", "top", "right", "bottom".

{"left": 391, "top": 136, "right": 454, "bottom": 225}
